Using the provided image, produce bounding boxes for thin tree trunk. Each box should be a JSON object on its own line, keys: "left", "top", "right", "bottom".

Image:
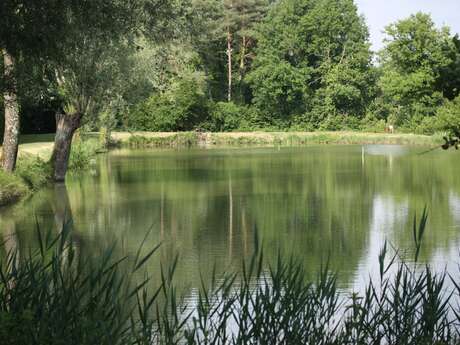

{"left": 51, "top": 112, "right": 82, "bottom": 182}
{"left": 2, "top": 49, "right": 20, "bottom": 173}
{"left": 226, "top": 28, "right": 233, "bottom": 102}
{"left": 239, "top": 35, "right": 246, "bottom": 80}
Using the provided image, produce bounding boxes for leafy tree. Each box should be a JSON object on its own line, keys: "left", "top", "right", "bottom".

{"left": 378, "top": 13, "right": 455, "bottom": 129}
{"left": 437, "top": 34, "right": 460, "bottom": 101}
{"left": 0, "top": 1, "right": 70, "bottom": 172}
{"left": 248, "top": 0, "right": 373, "bottom": 128}
{"left": 48, "top": 0, "right": 181, "bottom": 181}
{"left": 1, "top": 0, "right": 181, "bottom": 180}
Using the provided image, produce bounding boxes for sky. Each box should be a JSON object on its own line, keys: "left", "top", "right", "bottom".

{"left": 354, "top": 0, "right": 460, "bottom": 51}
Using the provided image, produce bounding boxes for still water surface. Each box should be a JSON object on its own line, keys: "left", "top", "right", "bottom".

{"left": 2, "top": 145, "right": 460, "bottom": 292}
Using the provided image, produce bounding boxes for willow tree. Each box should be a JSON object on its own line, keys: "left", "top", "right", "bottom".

{"left": 50, "top": 36, "right": 131, "bottom": 180}
{"left": 1, "top": 0, "right": 176, "bottom": 180}
{"left": 48, "top": 0, "right": 176, "bottom": 181}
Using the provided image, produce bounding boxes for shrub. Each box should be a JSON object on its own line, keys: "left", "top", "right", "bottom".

{"left": 0, "top": 171, "right": 27, "bottom": 206}
{"left": 15, "top": 155, "right": 50, "bottom": 190}
{"left": 413, "top": 116, "right": 442, "bottom": 135}
{"left": 319, "top": 114, "right": 362, "bottom": 131}
{"left": 127, "top": 79, "right": 209, "bottom": 131}
{"left": 360, "top": 116, "right": 387, "bottom": 132}
{"left": 68, "top": 138, "right": 99, "bottom": 171}
{"left": 202, "top": 101, "right": 244, "bottom": 131}
{"left": 435, "top": 95, "right": 460, "bottom": 133}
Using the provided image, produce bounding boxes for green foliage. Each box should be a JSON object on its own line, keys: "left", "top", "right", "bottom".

{"left": 5, "top": 0, "right": 460, "bottom": 136}
{"left": 379, "top": 13, "right": 456, "bottom": 129}
{"left": 433, "top": 96, "right": 460, "bottom": 133}
{"left": 0, "top": 171, "right": 27, "bottom": 206}
{"left": 127, "top": 78, "right": 209, "bottom": 131}
{"left": 15, "top": 156, "right": 50, "bottom": 190}
{"left": 0, "top": 227, "right": 162, "bottom": 345}
{"left": 247, "top": 0, "right": 373, "bottom": 128}
{"left": 4, "top": 214, "right": 460, "bottom": 344}
{"left": 204, "top": 101, "right": 245, "bottom": 131}
{"left": 68, "top": 139, "right": 99, "bottom": 171}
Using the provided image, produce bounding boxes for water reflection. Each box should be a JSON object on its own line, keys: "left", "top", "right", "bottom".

{"left": 1, "top": 145, "right": 460, "bottom": 290}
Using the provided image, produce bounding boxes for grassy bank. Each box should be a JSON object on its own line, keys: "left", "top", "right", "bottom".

{"left": 0, "top": 136, "right": 100, "bottom": 207}
{"left": 2, "top": 215, "right": 460, "bottom": 344}
{"left": 114, "top": 131, "right": 443, "bottom": 148}
{"left": 0, "top": 156, "right": 50, "bottom": 206}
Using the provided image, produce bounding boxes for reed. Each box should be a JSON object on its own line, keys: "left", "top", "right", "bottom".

{"left": 1, "top": 213, "right": 460, "bottom": 344}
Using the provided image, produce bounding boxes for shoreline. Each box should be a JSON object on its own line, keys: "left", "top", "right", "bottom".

{"left": 113, "top": 131, "right": 442, "bottom": 148}
{"left": 0, "top": 131, "right": 442, "bottom": 208}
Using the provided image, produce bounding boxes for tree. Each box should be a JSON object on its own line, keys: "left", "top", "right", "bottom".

{"left": 46, "top": 0, "right": 178, "bottom": 181}
{"left": 1, "top": 0, "right": 179, "bottom": 181}
{"left": 437, "top": 34, "right": 460, "bottom": 101}
{"left": 0, "top": 1, "right": 69, "bottom": 172}
{"left": 189, "top": 0, "right": 268, "bottom": 103}
{"left": 378, "top": 13, "right": 455, "bottom": 128}
{"left": 1, "top": 49, "right": 19, "bottom": 172}
{"left": 247, "top": 0, "right": 373, "bottom": 128}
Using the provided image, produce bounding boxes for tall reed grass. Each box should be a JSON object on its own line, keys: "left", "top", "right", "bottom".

{"left": 1, "top": 210, "right": 460, "bottom": 344}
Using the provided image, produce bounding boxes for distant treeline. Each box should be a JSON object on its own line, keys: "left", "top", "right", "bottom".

{"left": 122, "top": 1, "right": 460, "bottom": 134}
{"left": 124, "top": 1, "right": 460, "bottom": 134}
{"left": 5, "top": 0, "right": 460, "bottom": 136}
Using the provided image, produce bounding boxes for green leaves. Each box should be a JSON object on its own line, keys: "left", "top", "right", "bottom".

{"left": 378, "top": 12, "right": 457, "bottom": 130}
{"left": 248, "top": 0, "right": 373, "bottom": 128}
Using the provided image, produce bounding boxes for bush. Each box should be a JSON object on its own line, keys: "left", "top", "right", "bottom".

{"left": 318, "top": 114, "right": 362, "bottom": 131}
{"left": 202, "top": 102, "right": 245, "bottom": 131}
{"left": 360, "top": 115, "right": 386, "bottom": 132}
{"left": 413, "top": 116, "right": 442, "bottom": 135}
{"left": 126, "top": 79, "right": 209, "bottom": 131}
{"left": 0, "top": 171, "right": 27, "bottom": 206}
{"left": 68, "top": 138, "right": 99, "bottom": 171}
{"left": 15, "top": 155, "right": 50, "bottom": 190}
{"left": 435, "top": 95, "right": 460, "bottom": 133}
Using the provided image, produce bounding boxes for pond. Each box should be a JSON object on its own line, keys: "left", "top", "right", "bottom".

{"left": 2, "top": 145, "right": 460, "bottom": 292}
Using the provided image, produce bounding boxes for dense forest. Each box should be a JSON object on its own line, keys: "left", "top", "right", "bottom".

{"left": 2, "top": 0, "right": 460, "bottom": 179}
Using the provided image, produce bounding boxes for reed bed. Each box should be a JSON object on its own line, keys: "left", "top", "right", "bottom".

{"left": 1, "top": 211, "right": 460, "bottom": 344}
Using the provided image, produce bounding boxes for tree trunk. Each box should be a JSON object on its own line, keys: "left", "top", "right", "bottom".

{"left": 239, "top": 35, "right": 246, "bottom": 80}
{"left": 2, "top": 49, "right": 20, "bottom": 173}
{"left": 51, "top": 112, "right": 82, "bottom": 182}
{"left": 226, "top": 28, "right": 233, "bottom": 102}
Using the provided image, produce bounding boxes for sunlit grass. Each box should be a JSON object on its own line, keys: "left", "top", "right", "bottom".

{"left": 118, "top": 131, "right": 442, "bottom": 149}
